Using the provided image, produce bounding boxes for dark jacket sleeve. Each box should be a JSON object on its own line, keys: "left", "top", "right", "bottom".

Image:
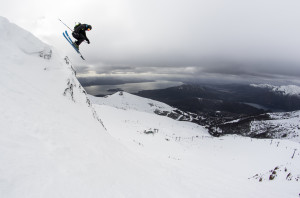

{"left": 83, "top": 31, "right": 89, "bottom": 42}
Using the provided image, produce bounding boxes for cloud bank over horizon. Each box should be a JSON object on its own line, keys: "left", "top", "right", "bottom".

{"left": 1, "top": 0, "right": 300, "bottom": 85}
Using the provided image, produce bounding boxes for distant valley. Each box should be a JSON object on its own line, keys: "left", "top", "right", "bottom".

{"left": 134, "top": 83, "right": 300, "bottom": 139}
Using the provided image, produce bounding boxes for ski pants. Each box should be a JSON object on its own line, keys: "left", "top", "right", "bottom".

{"left": 72, "top": 32, "right": 85, "bottom": 45}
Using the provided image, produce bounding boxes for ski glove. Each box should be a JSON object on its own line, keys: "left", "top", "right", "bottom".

{"left": 87, "top": 39, "right": 90, "bottom": 44}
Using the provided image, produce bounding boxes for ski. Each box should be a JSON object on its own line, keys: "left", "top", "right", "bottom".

{"left": 63, "top": 30, "right": 81, "bottom": 54}
{"left": 62, "top": 31, "right": 78, "bottom": 53}
{"left": 62, "top": 30, "right": 85, "bottom": 60}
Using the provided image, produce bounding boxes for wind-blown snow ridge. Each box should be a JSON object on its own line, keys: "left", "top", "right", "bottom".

{"left": 250, "top": 84, "right": 300, "bottom": 96}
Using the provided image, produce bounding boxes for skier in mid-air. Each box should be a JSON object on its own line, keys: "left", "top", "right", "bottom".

{"left": 72, "top": 23, "right": 92, "bottom": 49}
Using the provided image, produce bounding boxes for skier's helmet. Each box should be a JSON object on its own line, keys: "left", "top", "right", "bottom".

{"left": 86, "top": 24, "right": 92, "bottom": 31}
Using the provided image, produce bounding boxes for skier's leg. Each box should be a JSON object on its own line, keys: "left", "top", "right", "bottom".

{"left": 76, "top": 34, "right": 86, "bottom": 45}
{"left": 72, "top": 32, "right": 80, "bottom": 39}
{"left": 72, "top": 32, "right": 81, "bottom": 45}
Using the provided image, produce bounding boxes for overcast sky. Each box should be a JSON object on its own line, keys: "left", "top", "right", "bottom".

{"left": 1, "top": 0, "right": 300, "bottom": 85}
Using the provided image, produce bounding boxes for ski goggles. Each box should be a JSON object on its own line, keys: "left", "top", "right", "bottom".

{"left": 87, "top": 28, "right": 91, "bottom": 31}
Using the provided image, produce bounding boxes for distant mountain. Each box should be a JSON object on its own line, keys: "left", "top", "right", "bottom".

{"left": 209, "top": 110, "right": 300, "bottom": 142}
{"left": 136, "top": 84, "right": 300, "bottom": 114}
{"left": 90, "top": 91, "right": 300, "bottom": 143}
{"left": 250, "top": 84, "right": 300, "bottom": 97}
{"left": 135, "top": 84, "right": 300, "bottom": 140}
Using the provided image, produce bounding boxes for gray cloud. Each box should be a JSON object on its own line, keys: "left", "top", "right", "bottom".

{"left": 77, "top": 76, "right": 154, "bottom": 87}
{"left": 2, "top": 0, "right": 300, "bottom": 84}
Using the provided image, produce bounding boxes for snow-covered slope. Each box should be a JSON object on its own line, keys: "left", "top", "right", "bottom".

{"left": 1, "top": 16, "right": 300, "bottom": 198}
{"left": 91, "top": 93, "right": 300, "bottom": 198}
{"left": 250, "top": 111, "right": 300, "bottom": 142}
{"left": 89, "top": 92, "right": 201, "bottom": 122}
{"left": 89, "top": 91, "right": 175, "bottom": 113}
{"left": 0, "top": 16, "right": 192, "bottom": 198}
{"left": 0, "top": 17, "right": 49, "bottom": 54}
{"left": 209, "top": 110, "right": 300, "bottom": 143}
{"left": 251, "top": 84, "right": 300, "bottom": 97}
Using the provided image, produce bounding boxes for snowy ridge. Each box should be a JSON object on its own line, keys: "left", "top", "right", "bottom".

{"left": 0, "top": 16, "right": 50, "bottom": 54}
{"left": 89, "top": 92, "right": 201, "bottom": 122}
{"left": 250, "top": 84, "right": 300, "bottom": 96}
{"left": 250, "top": 111, "right": 300, "bottom": 143}
{"left": 209, "top": 110, "right": 300, "bottom": 143}
{"left": 1, "top": 16, "right": 300, "bottom": 198}
{"left": 88, "top": 91, "right": 175, "bottom": 114}
{"left": 1, "top": 17, "right": 180, "bottom": 198}
{"left": 62, "top": 57, "right": 106, "bottom": 128}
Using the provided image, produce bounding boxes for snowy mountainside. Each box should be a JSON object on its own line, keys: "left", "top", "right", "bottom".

{"left": 0, "top": 16, "right": 50, "bottom": 55}
{"left": 209, "top": 110, "right": 300, "bottom": 143}
{"left": 90, "top": 93, "right": 300, "bottom": 197}
{"left": 1, "top": 16, "right": 300, "bottom": 198}
{"left": 89, "top": 91, "right": 175, "bottom": 113}
{"left": 89, "top": 92, "right": 201, "bottom": 121}
{"left": 94, "top": 92, "right": 300, "bottom": 144}
{"left": 250, "top": 111, "right": 300, "bottom": 142}
{"left": 251, "top": 84, "right": 300, "bottom": 97}
{"left": 0, "top": 16, "right": 192, "bottom": 198}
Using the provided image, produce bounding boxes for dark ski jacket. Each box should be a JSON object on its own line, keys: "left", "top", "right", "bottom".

{"left": 73, "top": 24, "right": 89, "bottom": 42}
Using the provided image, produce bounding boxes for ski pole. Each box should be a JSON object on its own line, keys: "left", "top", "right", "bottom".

{"left": 58, "top": 19, "right": 73, "bottom": 32}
